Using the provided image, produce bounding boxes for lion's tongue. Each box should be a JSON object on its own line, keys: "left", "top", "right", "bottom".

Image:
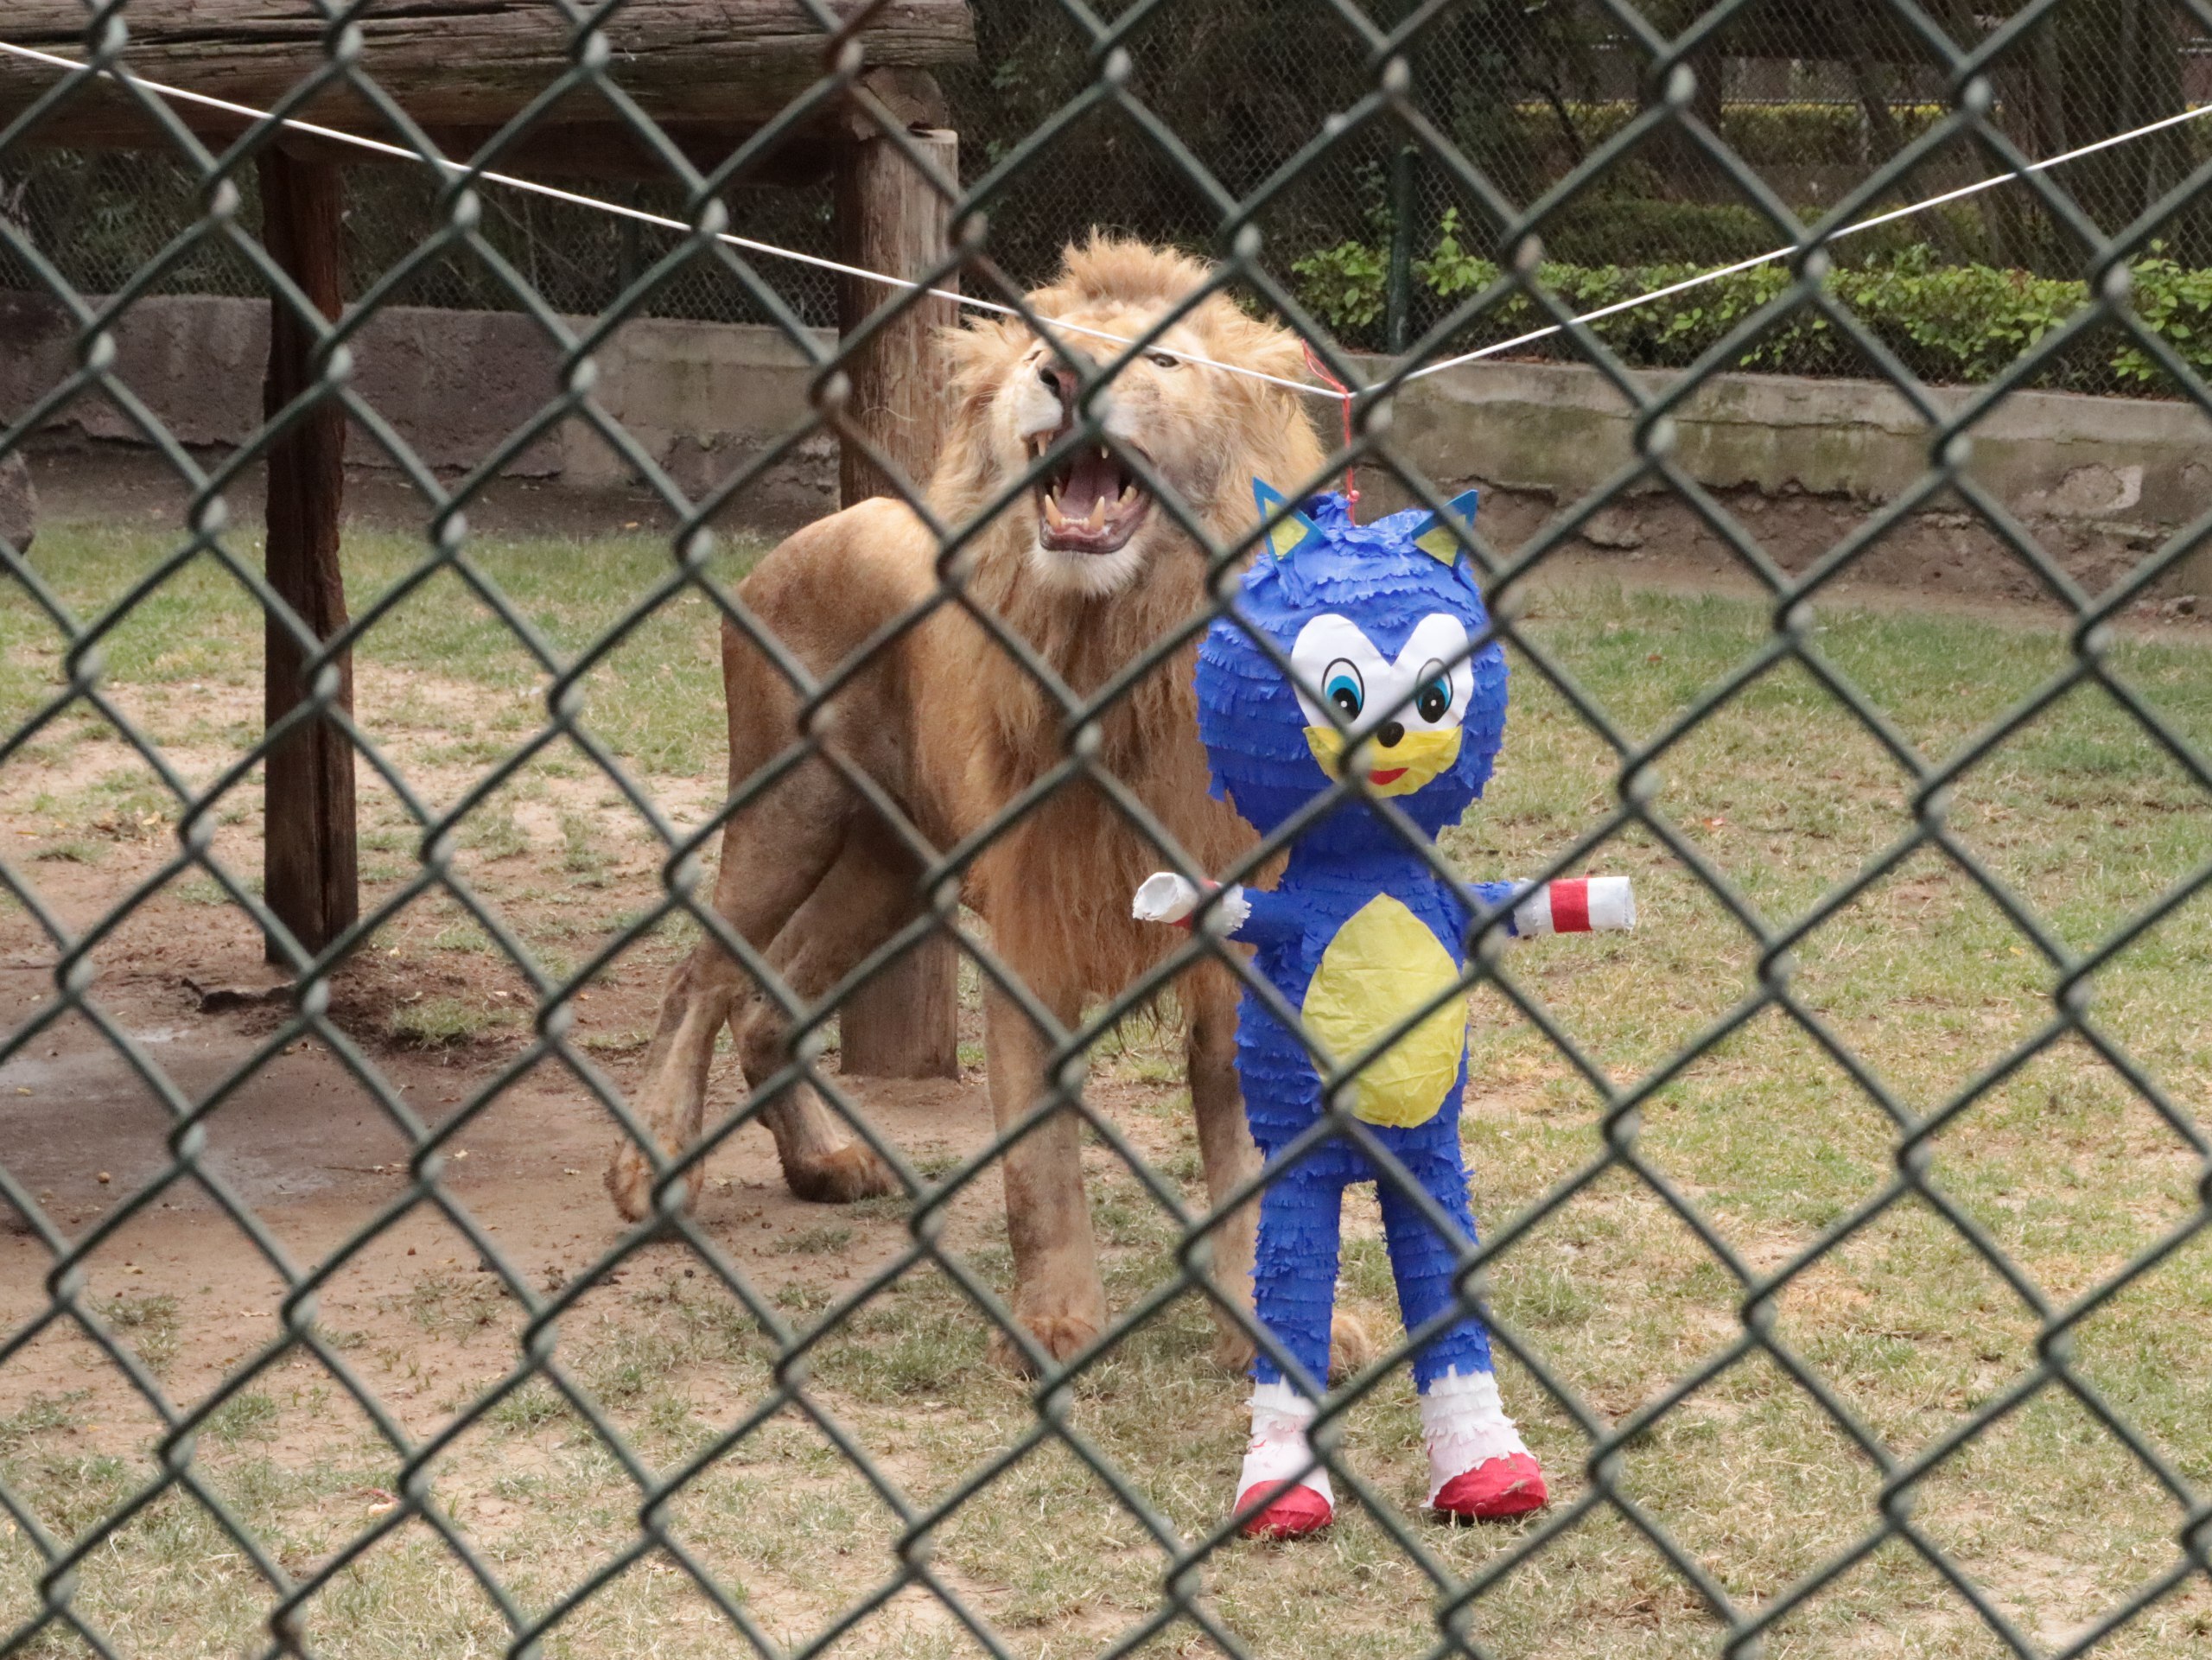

{"left": 1057, "top": 449, "right": 1122, "bottom": 523}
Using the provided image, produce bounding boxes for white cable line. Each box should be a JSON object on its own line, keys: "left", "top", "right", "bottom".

{"left": 5, "top": 36, "right": 2210, "bottom": 399}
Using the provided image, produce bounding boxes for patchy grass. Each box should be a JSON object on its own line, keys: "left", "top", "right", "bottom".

{"left": 0, "top": 519, "right": 763, "bottom": 779}
{"left": 89, "top": 1294, "right": 181, "bottom": 1377}
{"left": 3, "top": 522, "right": 2209, "bottom": 1657}
{"left": 387, "top": 995, "right": 516, "bottom": 1049}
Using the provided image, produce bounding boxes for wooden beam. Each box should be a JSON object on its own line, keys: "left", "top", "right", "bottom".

{"left": 258, "top": 146, "right": 357, "bottom": 964}
{"left": 3, "top": 69, "right": 951, "bottom": 189}
{"left": 831, "top": 124, "right": 961, "bottom": 1080}
{"left": 0, "top": 3, "right": 971, "bottom": 143}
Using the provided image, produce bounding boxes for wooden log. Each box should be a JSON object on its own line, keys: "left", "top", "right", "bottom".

{"left": 0, "top": 3, "right": 972, "bottom": 148}
{"left": 258, "top": 146, "right": 357, "bottom": 963}
{"left": 831, "top": 124, "right": 960, "bottom": 1080}
{"left": 833, "top": 126, "right": 958, "bottom": 504}
{"left": 836, "top": 877, "right": 963, "bottom": 1078}
{"left": 0, "top": 451, "right": 35, "bottom": 554}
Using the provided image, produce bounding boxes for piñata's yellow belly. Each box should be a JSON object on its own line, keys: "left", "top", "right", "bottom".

{"left": 1300, "top": 894, "right": 1465, "bottom": 1129}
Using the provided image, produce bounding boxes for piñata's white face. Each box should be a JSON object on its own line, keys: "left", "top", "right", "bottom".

{"left": 1287, "top": 612, "right": 1474, "bottom": 798}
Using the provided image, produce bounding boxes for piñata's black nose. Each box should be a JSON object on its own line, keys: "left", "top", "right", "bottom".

{"left": 1376, "top": 722, "right": 1405, "bottom": 747}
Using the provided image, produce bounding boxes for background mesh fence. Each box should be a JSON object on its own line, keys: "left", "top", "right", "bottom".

{"left": 2, "top": 0, "right": 2209, "bottom": 1657}
{"left": 11, "top": 0, "right": 2212, "bottom": 386}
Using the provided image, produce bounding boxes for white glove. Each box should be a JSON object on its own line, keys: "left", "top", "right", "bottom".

{"left": 1133, "top": 873, "right": 1253, "bottom": 936}
{"left": 1132, "top": 872, "right": 1200, "bottom": 925}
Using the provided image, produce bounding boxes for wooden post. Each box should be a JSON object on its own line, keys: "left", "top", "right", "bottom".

{"left": 258, "top": 146, "right": 358, "bottom": 963}
{"left": 831, "top": 125, "right": 961, "bottom": 1079}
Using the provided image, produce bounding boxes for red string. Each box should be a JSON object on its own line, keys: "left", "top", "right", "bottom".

{"left": 1301, "top": 341, "right": 1359, "bottom": 515}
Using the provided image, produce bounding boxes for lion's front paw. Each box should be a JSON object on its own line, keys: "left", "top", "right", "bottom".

{"left": 989, "top": 1311, "right": 1103, "bottom": 1377}
{"left": 1328, "top": 1310, "right": 1375, "bottom": 1383}
{"left": 1211, "top": 1324, "right": 1257, "bottom": 1375}
{"left": 784, "top": 1142, "right": 902, "bottom": 1205}
{"left": 1207, "top": 1313, "right": 1369, "bottom": 1382}
{"left": 605, "top": 1138, "right": 702, "bottom": 1224}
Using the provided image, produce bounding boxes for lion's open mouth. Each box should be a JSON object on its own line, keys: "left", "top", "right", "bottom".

{"left": 1029, "top": 430, "right": 1152, "bottom": 556}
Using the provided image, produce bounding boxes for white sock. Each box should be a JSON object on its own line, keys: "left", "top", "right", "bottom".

{"left": 1240, "top": 1380, "right": 1334, "bottom": 1508}
{"left": 1418, "top": 1369, "right": 1529, "bottom": 1504}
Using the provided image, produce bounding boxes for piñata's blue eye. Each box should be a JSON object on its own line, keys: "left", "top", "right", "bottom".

{"left": 1415, "top": 664, "right": 1451, "bottom": 722}
{"left": 1323, "top": 659, "right": 1363, "bottom": 721}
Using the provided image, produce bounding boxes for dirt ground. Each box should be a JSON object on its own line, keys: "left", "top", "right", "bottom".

{"left": 0, "top": 773, "right": 1013, "bottom": 1411}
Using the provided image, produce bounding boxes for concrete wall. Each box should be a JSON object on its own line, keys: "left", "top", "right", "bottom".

{"left": 1387, "top": 355, "right": 2212, "bottom": 532}
{"left": 1376, "top": 355, "right": 2212, "bottom": 602}
{"left": 4, "top": 289, "right": 2206, "bottom": 592}
{"left": 0, "top": 289, "right": 841, "bottom": 525}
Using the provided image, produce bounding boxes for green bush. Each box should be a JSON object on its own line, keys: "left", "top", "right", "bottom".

{"left": 1292, "top": 213, "right": 2212, "bottom": 392}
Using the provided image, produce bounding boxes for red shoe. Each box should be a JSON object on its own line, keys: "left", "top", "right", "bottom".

{"left": 1236, "top": 1483, "right": 1334, "bottom": 1540}
{"left": 1432, "top": 1453, "right": 1548, "bottom": 1522}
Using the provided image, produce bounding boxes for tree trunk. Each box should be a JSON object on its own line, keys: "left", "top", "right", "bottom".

{"left": 258, "top": 147, "right": 358, "bottom": 963}
{"left": 830, "top": 126, "right": 963, "bottom": 1080}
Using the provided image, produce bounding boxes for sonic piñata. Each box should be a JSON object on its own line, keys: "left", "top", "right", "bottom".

{"left": 1135, "top": 483, "right": 1631, "bottom": 1540}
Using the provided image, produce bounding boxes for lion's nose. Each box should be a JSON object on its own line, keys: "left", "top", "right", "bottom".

{"left": 1376, "top": 722, "right": 1405, "bottom": 748}
{"left": 1039, "top": 363, "right": 1078, "bottom": 410}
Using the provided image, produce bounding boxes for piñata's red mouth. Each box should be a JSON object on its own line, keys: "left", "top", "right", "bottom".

{"left": 1368, "top": 768, "right": 1407, "bottom": 786}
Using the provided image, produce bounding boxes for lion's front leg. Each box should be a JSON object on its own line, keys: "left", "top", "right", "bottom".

{"left": 982, "top": 980, "right": 1107, "bottom": 1372}
{"left": 1185, "top": 965, "right": 1260, "bottom": 1371}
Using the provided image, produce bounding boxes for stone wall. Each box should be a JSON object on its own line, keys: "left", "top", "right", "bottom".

{"left": 1370, "top": 357, "right": 2212, "bottom": 602}
{"left": 0, "top": 289, "right": 841, "bottom": 526}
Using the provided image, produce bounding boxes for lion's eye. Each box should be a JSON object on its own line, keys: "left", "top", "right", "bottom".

{"left": 1147, "top": 351, "right": 1181, "bottom": 369}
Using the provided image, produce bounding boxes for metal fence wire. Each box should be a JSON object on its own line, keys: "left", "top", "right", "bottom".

{"left": 2, "top": 1, "right": 2210, "bottom": 1657}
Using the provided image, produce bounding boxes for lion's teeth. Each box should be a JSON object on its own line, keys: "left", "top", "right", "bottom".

{"left": 1117, "top": 481, "right": 1137, "bottom": 506}
{"left": 1043, "top": 495, "right": 1067, "bottom": 529}
{"left": 1085, "top": 497, "right": 1108, "bottom": 531}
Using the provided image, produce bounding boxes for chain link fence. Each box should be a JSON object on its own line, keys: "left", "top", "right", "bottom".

{"left": 3, "top": 1, "right": 2211, "bottom": 1657}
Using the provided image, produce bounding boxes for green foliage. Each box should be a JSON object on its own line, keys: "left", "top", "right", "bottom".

{"left": 1294, "top": 213, "right": 2212, "bottom": 392}
{"left": 2111, "top": 258, "right": 2212, "bottom": 385}
{"left": 1284, "top": 240, "right": 1390, "bottom": 333}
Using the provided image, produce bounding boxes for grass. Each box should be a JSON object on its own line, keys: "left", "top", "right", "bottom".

{"left": 3, "top": 519, "right": 2210, "bottom": 1657}
{"left": 0, "top": 518, "right": 763, "bottom": 785}
{"left": 89, "top": 1294, "right": 181, "bottom": 1377}
{"left": 387, "top": 995, "right": 514, "bottom": 1048}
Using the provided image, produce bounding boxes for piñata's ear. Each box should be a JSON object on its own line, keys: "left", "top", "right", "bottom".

{"left": 1412, "top": 487, "right": 1481, "bottom": 565}
{"left": 1252, "top": 478, "right": 1321, "bottom": 560}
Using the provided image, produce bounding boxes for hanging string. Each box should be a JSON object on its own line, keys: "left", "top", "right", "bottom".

{"left": 1301, "top": 340, "right": 1360, "bottom": 512}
